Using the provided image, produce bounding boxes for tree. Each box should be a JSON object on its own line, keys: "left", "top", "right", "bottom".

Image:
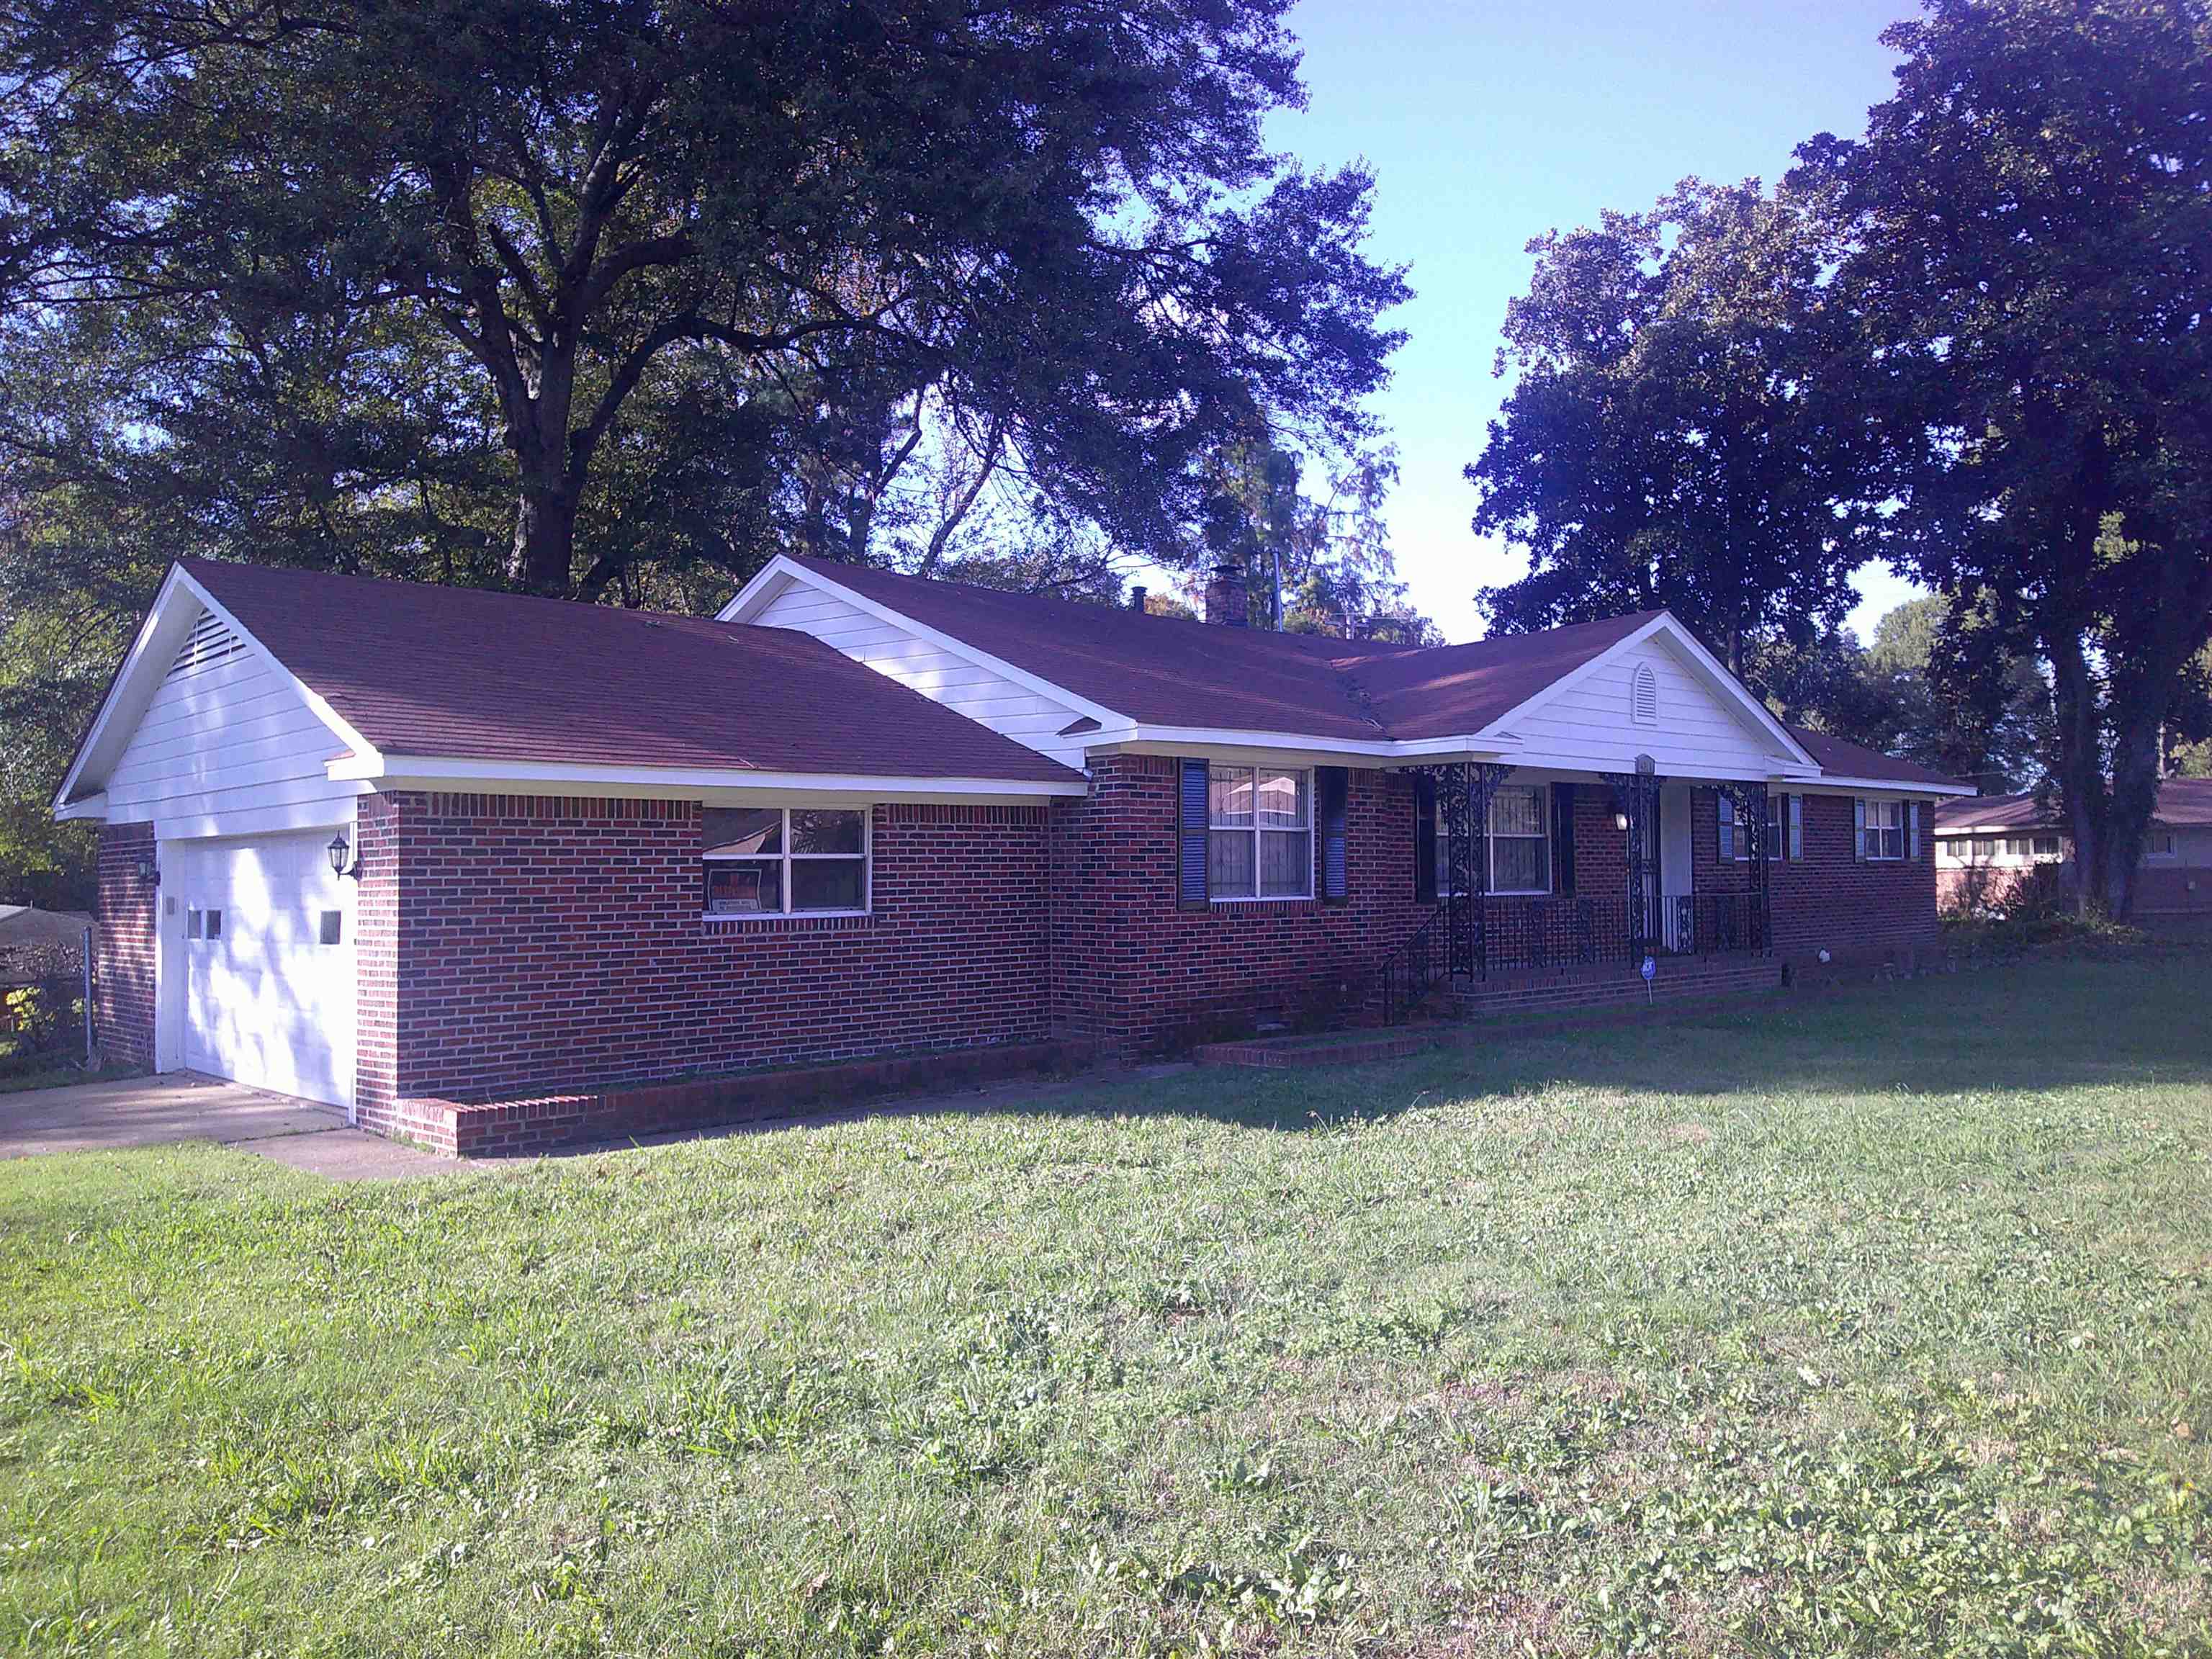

{"left": 4, "top": 0, "right": 1406, "bottom": 599}
{"left": 1863, "top": 595, "right": 2051, "bottom": 794}
{"left": 1467, "top": 179, "right": 1879, "bottom": 673}
{"left": 1793, "top": 0, "right": 2212, "bottom": 917}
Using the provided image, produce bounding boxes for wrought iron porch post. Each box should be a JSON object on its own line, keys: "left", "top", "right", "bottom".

{"left": 1601, "top": 767, "right": 1663, "bottom": 958}
{"left": 1463, "top": 763, "right": 1511, "bottom": 981}
{"left": 1718, "top": 781, "right": 1772, "bottom": 953}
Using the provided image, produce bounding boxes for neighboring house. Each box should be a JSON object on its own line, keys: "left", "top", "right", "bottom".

{"left": 1935, "top": 781, "right": 2212, "bottom": 919}
{"left": 55, "top": 557, "right": 1964, "bottom": 1146}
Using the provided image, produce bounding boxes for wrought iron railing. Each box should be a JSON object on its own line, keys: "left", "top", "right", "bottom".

{"left": 1377, "top": 889, "right": 1770, "bottom": 1022}
{"left": 1377, "top": 903, "right": 1448, "bottom": 1025}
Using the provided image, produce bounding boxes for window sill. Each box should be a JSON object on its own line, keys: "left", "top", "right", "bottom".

{"left": 1208, "top": 894, "right": 1314, "bottom": 905}
{"left": 701, "top": 909, "right": 873, "bottom": 928}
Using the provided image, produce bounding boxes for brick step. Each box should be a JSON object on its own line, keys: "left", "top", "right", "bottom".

{"left": 1195, "top": 1031, "right": 1433, "bottom": 1069}
{"left": 1447, "top": 958, "right": 1781, "bottom": 1020}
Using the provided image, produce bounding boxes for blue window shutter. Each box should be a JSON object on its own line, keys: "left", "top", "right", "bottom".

{"left": 1789, "top": 793, "right": 1804, "bottom": 860}
{"left": 1413, "top": 774, "right": 1437, "bottom": 904}
{"left": 1853, "top": 797, "right": 1867, "bottom": 861}
{"left": 1908, "top": 800, "right": 1923, "bottom": 860}
{"left": 1318, "top": 768, "right": 1349, "bottom": 903}
{"left": 1717, "top": 792, "right": 1736, "bottom": 861}
{"left": 1177, "top": 759, "right": 1210, "bottom": 909}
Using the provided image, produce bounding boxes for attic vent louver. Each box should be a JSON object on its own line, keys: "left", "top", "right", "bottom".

{"left": 167, "top": 610, "right": 246, "bottom": 680}
{"left": 1631, "top": 662, "right": 1658, "bottom": 727}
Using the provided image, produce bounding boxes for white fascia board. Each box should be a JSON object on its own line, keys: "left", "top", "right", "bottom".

{"left": 721, "top": 555, "right": 1130, "bottom": 730}
{"left": 53, "top": 791, "right": 109, "bottom": 822}
{"left": 1475, "top": 613, "right": 1819, "bottom": 771}
{"left": 331, "top": 752, "right": 1088, "bottom": 800}
{"left": 51, "top": 562, "right": 387, "bottom": 822}
{"left": 1092, "top": 727, "right": 1508, "bottom": 766}
{"left": 1795, "top": 775, "right": 1977, "bottom": 799}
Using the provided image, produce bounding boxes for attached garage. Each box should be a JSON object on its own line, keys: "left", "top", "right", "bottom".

{"left": 173, "top": 832, "right": 356, "bottom": 1110}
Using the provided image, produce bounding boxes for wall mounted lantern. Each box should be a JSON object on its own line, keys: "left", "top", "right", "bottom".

{"left": 327, "top": 830, "right": 361, "bottom": 880}
{"left": 135, "top": 856, "right": 159, "bottom": 888}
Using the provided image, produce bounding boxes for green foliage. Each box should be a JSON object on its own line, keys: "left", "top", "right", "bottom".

{"left": 1, "top": 960, "right": 2209, "bottom": 1654}
{"left": 1469, "top": 179, "right": 1877, "bottom": 672}
{"left": 1792, "top": 0, "right": 2212, "bottom": 913}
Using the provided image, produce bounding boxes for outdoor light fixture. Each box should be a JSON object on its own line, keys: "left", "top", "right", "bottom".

{"left": 1614, "top": 809, "right": 1630, "bottom": 832}
{"left": 327, "top": 830, "right": 360, "bottom": 880}
{"left": 135, "top": 856, "right": 158, "bottom": 887}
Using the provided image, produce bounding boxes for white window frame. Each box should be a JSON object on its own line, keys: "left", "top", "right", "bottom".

{"left": 1717, "top": 793, "right": 1785, "bottom": 863}
{"left": 1486, "top": 783, "right": 1552, "bottom": 896}
{"left": 702, "top": 805, "right": 872, "bottom": 920}
{"left": 1862, "top": 799, "right": 1906, "bottom": 861}
{"left": 2148, "top": 830, "right": 2179, "bottom": 860}
{"left": 1208, "top": 765, "right": 1314, "bottom": 902}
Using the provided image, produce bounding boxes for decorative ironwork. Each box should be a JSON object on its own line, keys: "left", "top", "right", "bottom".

{"left": 1716, "top": 781, "right": 1773, "bottom": 953}
{"left": 1600, "top": 765, "right": 1665, "bottom": 957}
{"left": 1377, "top": 902, "right": 1444, "bottom": 1024}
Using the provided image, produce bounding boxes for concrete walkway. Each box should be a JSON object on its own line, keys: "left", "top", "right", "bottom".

{"left": 0, "top": 1070, "right": 446, "bottom": 1177}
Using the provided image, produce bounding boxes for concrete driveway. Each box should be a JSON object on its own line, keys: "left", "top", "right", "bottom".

{"left": 0, "top": 1071, "right": 444, "bottom": 1177}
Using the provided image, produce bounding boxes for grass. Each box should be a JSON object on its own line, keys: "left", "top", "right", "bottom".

{"left": 2, "top": 957, "right": 2209, "bottom": 1658}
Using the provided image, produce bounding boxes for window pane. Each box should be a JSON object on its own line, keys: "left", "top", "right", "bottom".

{"left": 791, "top": 858, "right": 865, "bottom": 912}
{"left": 704, "top": 806, "right": 782, "bottom": 858}
{"left": 790, "top": 809, "right": 863, "bottom": 855}
{"left": 1493, "top": 835, "right": 1548, "bottom": 892}
{"left": 1491, "top": 786, "right": 1543, "bottom": 838}
{"left": 1208, "top": 766, "right": 1254, "bottom": 828}
{"left": 706, "top": 860, "right": 782, "bottom": 914}
{"left": 1208, "top": 827, "right": 1256, "bottom": 896}
{"left": 1259, "top": 830, "right": 1311, "bottom": 896}
{"left": 1255, "top": 768, "right": 1307, "bottom": 829}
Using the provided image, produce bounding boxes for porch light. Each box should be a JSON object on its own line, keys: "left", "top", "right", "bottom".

{"left": 327, "top": 830, "right": 359, "bottom": 880}
{"left": 135, "top": 856, "right": 158, "bottom": 887}
{"left": 1614, "top": 809, "right": 1631, "bottom": 832}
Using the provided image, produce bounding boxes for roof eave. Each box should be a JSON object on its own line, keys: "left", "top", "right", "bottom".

{"left": 330, "top": 752, "right": 1087, "bottom": 799}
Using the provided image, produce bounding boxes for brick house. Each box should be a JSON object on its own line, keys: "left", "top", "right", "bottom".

{"left": 1936, "top": 781, "right": 2212, "bottom": 920}
{"left": 56, "top": 556, "right": 1965, "bottom": 1151}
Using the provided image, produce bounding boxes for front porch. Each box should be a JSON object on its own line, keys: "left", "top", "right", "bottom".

{"left": 1380, "top": 762, "right": 1781, "bottom": 1022}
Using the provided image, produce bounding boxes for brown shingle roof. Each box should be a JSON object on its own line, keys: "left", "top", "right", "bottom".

{"left": 1937, "top": 778, "right": 2212, "bottom": 832}
{"left": 779, "top": 557, "right": 1655, "bottom": 741}
{"left": 1786, "top": 727, "right": 1970, "bottom": 791}
{"left": 182, "top": 560, "right": 1081, "bottom": 785}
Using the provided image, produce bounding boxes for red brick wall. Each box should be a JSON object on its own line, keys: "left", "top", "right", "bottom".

{"left": 1691, "top": 788, "right": 1941, "bottom": 968}
{"left": 91, "top": 823, "right": 157, "bottom": 1070}
{"left": 1051, "top": 757, "right": 1429, "bottom": 1058}
{"left": 354, "top": 793, "right": 1053, "bottom": 1115}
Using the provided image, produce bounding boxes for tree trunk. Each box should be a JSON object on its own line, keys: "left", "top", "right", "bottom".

{"left": 2048, "top": 628, "right": 2108, "bottom": 917}
{"left": 511, "top": 469, "right": 580, "bottom": 596}
{"left": 2105, "top": 710, "right": 2167, "bottom": 921}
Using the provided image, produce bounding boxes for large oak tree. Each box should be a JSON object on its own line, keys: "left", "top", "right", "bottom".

{"left": 1794, "top": 0, "right": 2212, "bottom": 916}
{"left": 1, "top": 0, "right": 1406, "bottom": 598}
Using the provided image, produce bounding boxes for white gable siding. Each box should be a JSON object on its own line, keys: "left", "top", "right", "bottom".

{"left": 1503, "top": 637, "right": 1791, "bottom": 778}
{"left": 102, "top": 615, "right": 361, "bottom": 837}
{"left": 750, "top": 578, "right": 1092, "bottom": 770}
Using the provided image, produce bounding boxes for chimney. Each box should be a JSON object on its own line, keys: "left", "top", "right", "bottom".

{"left": 1202, "top": 559, "right": 1249, "bottom": 627}
{"left": 1130, "top": 585, "right": 1148, "bottom": 613}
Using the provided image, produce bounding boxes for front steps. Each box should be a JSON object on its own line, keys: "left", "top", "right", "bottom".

{"left": 1447, "top": 951, "right": 1782, "bottom": 1018}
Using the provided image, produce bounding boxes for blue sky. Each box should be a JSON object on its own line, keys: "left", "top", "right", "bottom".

{"left": 1267, "top": 0, "right": 1923, "bottom": 642}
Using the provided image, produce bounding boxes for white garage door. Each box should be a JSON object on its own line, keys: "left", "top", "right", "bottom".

{"left": 176, "top": 831, "right": 355, "bottom": 1110}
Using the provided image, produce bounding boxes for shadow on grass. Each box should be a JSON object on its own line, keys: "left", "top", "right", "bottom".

{"left": 1004, "top": 952, "right": 2212, "bottom": 1133}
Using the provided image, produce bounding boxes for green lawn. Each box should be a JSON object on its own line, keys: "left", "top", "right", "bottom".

{"left": 3, "top": 958, "right": 2210, "bottom": 1658}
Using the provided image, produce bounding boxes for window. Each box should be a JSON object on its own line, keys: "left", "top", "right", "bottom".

{"left": 1430, "top": 783, "right": 1555, "bottom": 896}
{"left": 1488, "top": 785, "right": 1550, "bottom": 894}
{"left": 1717, "top": 793, "right": 1784, "bottom": 862}
{"left": 1209, "top": 766, "right": 1311, "bottom": 899}
{"left": 1862, "top": 799, "right": 1905, "bottom": 860}
{"left": 186, "top": 907, "right": 202, "bottom": 940}
{"left": 203, "top": 907, "right": 223, "bottom": 940}
{"left": 2150, "top": 831, "right": 2179, "bottom": 859}
{"left": 1971, "top": 835, "right": 1997, "bottom": 862}
{"left": 703, "top": 806, "right": 868, "bottom": 916}
{"left": 2033, "top": 835, "right": 2062, "bottom": 859}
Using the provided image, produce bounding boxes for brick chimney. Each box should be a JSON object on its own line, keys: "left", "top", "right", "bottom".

{"left": 1129, "top": 585, "right": 1148, "bottom": 613}
{"left": 1202, "top": 560, "right": 1249, "bottom": 627}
